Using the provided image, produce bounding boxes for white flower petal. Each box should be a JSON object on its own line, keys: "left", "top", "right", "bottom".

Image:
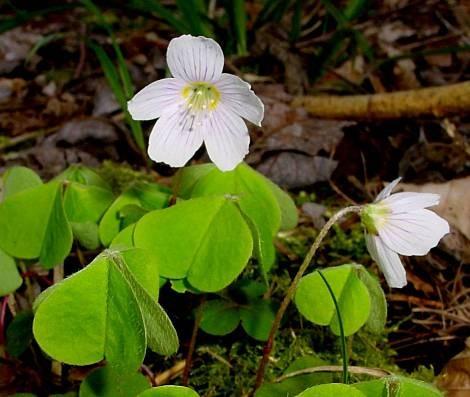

{"left": 383, "top": 192, "right": 440, "bottom": 213}
{"left": 378, "top": 209, "right": 450, "bottom": 256}
{"left": 148, "top": 107, "right": 204, "bottom": 167}
{"left": 366, "top": 234, "right": 407, "bottom": 288}
{"left": 127, "top": 78, "right": 184, "bottom": 120}
{"left": 215, "top": 73, "right": 264, "bottom": 126}
{"left": 375, "top": 177, "right": 402, "bottom": 202}
{"left": 166, "top": 35, "right": 224, "bottom": 82}
{"left": 203, "top": 104, "right": 249, "bottom": 171}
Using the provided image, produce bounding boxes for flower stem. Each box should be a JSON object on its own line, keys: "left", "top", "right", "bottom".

{"left": 317, "top": 270, "right": 349, "bottom": 384}
{"left": 252, "top": 205, "right": 362, "bottom": 392}
{"left": 182, "top": 296, "right": 205, "bottom": 386}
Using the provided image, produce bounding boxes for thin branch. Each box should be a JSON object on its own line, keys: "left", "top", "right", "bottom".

{"left": 252, "top": 205, "right": 362, "bottom": 392}
{"left": 275, "top": 365, "right": 392, "bottom": 383}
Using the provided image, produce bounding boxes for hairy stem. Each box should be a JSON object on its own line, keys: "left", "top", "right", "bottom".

{"left": 253, "top": 205, "right": 362, "bottom": 392}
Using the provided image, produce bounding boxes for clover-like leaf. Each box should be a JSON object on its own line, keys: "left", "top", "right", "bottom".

{"left": 134, "top": 196, "right": 253, "bottom": 292}
{"left": 189, "top": 163, "right": 281, "bottom": 273}
{"left": 79, "top": 366, "right": 150, "bottom": 397}
{"left": 353, "top": 376, "right": 443, "bottom": 397}
{"left": 58, "top": 167, "right": 114, "bottom": 250}
{"left": 2, "top": 166, "right": 42, "bottom": 199}
{"left": 0, "top": 181, "right": 73, "bottom": 268}
{"left": 295, "top": 265, "right": 371, "bottom": 336}
{"left": 240, "top": 300, "right": 276, "bottom": 341}
{"left": 355, "top": 265, "right": 387, "bottom": 334}
{"left": 6, "top": 310, "right": 34, "bottom": 357}
{"left": 0, "top": 248, "right": 22, "bottom": 296}
{"left": 99, "top": 182, "right": 170, "bottom": 246}
{"left": 138, "top": 386, "right": 200, "bottom": 397}
{"left": 199, "top": 297, "right": 275, "bottom": 341}
{"left": 33, "top": 248, "right": 177, "bottom": 370}
{"left": 200, "top": 300, "right": 240, "bottom": 336}
{"left": 296, "top": 383, "right": 367, "bottom": 396}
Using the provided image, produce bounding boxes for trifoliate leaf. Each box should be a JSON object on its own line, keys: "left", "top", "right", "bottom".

{"left": 189, "top": 163, "right": 281, "bottom": 273}
{"left": 200, "top": 300, "right": 240, "bottom": 336}
{"left": 2, "top": 166, "right": 42, "bottom": 200}
{"left": 295, "top": 265, "right": 371, "bottom": 336}
{"left": 0, "top": 181, "right": 73, "bottom": 268}
{"left": 354, "top": 265, "right": 387, "bottom": 334}
{"left": 33, "top": 249, "right": 176, "bottom": 370}
{"left": 99, "top": 182, "right": 170, "bottom": 246}
{"left": 134, "top": 196, "right": 252, "bottom": 292}
{"left": 0, "top": 248, "right": 22, "bottom": 296}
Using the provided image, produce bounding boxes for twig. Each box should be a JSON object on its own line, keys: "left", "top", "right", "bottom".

{"left": 252, "top": 206, "right": 362, "bottom": 393}
{"left": 154, "top": 360, "right": 186, "bottom": 385}
{"left": 293, "top": 81, "right": 470, "bottom": 120}
{"left": 274, "top": 365, "right": 392, "bottom": 383}
{"left": 182, "top": 296, "right": 205, "bottom": 386}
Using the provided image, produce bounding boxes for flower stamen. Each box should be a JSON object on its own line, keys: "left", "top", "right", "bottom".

{"left": 182, "top": 82, "right": 221, "bottom": 113}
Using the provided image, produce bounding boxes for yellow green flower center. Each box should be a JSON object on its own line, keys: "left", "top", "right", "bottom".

{"left": 182, "top": 82, "right": 220, "bottom": 112}
{"left": 361, "top": 203, "right": 391, "bottom": 235}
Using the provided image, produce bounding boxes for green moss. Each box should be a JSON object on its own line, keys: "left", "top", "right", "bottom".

{"left": 97, "top": 161, "right": 154, "bottom": 194}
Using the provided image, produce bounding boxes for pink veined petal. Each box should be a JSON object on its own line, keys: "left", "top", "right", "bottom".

{"left": 147, "top": 107, "right": 204, "bottom": 168}
{"left": 166, "top": 35, "right": 224, "bottom": 82}
{"left": 215, "top": 73, "right": 264, "bottom": 126}
{"left": 378, "top": 209, "right": 450, "bottom": 256}
{"left": 366, "top": 234, "right": 407, "bottom": 288}
{"left": 375, "top": 177, "right": 402, "bottom": 202}
{"left": 382, "top": 192, "right": 440, "bottom": 213}
{"left": 127, "top": 78, "right": 185, "bottom": 120}
{"left": 203, "top": 104, "right": 249, "bottom": 171}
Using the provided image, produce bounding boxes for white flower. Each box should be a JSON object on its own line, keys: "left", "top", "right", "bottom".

{"left": 127, "top": 34, "right": 264, "bottom": 171}
{"left": 361, "top": 177, "right": 449, "bottom": 288}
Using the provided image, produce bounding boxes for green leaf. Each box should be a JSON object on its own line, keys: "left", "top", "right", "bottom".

{"left": 55, "top": 165, "right": 111, "bottom": 190}
{"left": 190, "top": 163, "right": 281, "bottom": 273}
{"left": 0, "top": 248, "right": 22, "bottom": 296}
{"left": 119, "top": 204, "right": 148, "bottom": 228}
{"left": 6, "top": 310, "right": 34, "bottom": 357}
{"left": 99, "top": 183, "right": 170, "bottom": 246}
{"left": 79, "top": 366, "right": 150, "bottom": 397}
{"left": 295, "top": 265, "right": 371, "bottom": 336}
{"left": 266, "top": 179, "right": 298, "bottom": 231}
{"left": 33, "top": 248, "right": 174, "bottom": 369}
{"left": 232, "top": 0, "right": 247, "bottom": 55}
{"left": 353, "top": 376, "right": 443, "bottom": 397}
{"left": 2, "top": 166, "right": 42, "bottom": 200}
{"left": 0, "top": 181, "right": 73, "bottom": 268}
{"left": 255, "top": 355, "right": 333, "bottom": 397}
{"left": 173, "top": 164, "right": 215, "bottom": 199}
{"left": 63, "top": 182, "right": 114, "bottom": 224}
{"left": 199, "top": 296, "right": 275, "bottom": 341}
{"left": 296, "top": 383, "right": 366, "bottom": 396}
{"left": 240, "top": 300, "right": 276, "bottom": 341}
{"left": 200, "top": 300, "right": 240, "bottom": 336}
{"left": 33, "top": 251, "right": 145, "bottom": 369}
{"left": 355, "top": 265, "right": 387, "bottom": 334}
{"left": 110, "top": 250, "right": 179, "bottom": 356}
{"left": 137, "top": 385, "right": 200, "bottom": 397}
{"left": 110, "top": 224, "right": 136, "bottom": 250}
{"left": 134, "top": 196, "right": 253, "bottom": 292}
{"left": 71, "top": 222, "right": 101, "bottom": 250}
